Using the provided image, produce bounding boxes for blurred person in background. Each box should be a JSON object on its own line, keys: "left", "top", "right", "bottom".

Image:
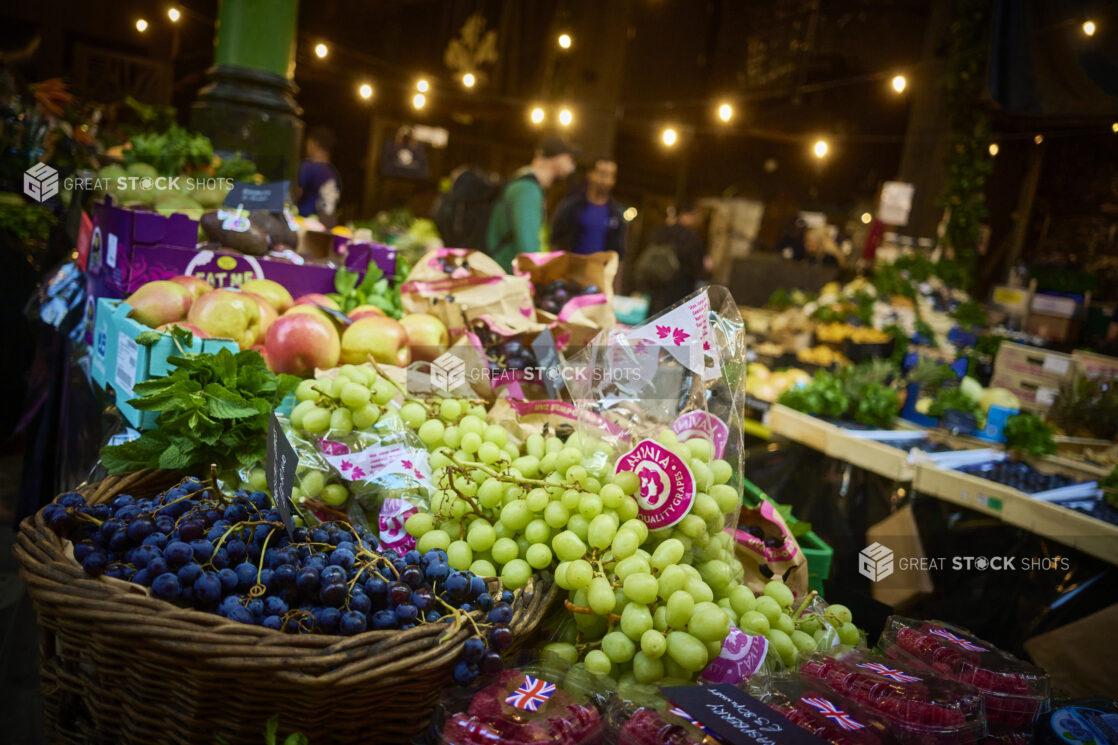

{"left": 550, "top": 156, "right": 625, "bottom": 257}
{"left": 487, "top": 134, "right": 577, "bottom": 271}
{"left": 296, "top": 126, "right": 341, "bottom": 227}
{"left": 804, "top": 225, "right": 846, "bottom": 268}
{"left": 634, "top": 199, "right": 707, "bottom": 314}
{"left": 776, "top": 217, "right": 807, "bottom": 261}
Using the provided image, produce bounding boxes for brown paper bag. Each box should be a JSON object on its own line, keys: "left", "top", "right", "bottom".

{"left": 400, "top": 248, "right": 535, "bottom": 336}
{"left": 514, "top": 251, "right": 618, "bottom": 349}
{"left": 734, "top": 499, "right": 809, "bottom": 598}
{"left": 1025, "top": 604, "right": 1118, "bottom": 699}
{"left": 865, "top": 505, "right": 934, "bottom": 609}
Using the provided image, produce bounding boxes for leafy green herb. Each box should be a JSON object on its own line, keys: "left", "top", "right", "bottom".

{"left": 778, "top": 370, "right": 850, "bottom": 419}
{"left": 883, "top": 324, "right": 910, "bottom": 366}
{"left": 767, "top": 288, "right": 794, "bottom": 310}
{"left": 100, "top": 348, "right": 298, "bottom": 474}
{"left": 928, "top": 386, "right": 985, "bottom": 428}
{"left": 327, "top": 258, "right": 411, "bottom": 320}
{"left": 914, "top": 318, "right": 938, "bottom": 347}
{"left": 124, "top": 124, "right": 214, "bottom": 176}
{"left": 952, "top": 300, "right": 987, "bottom": 331}
{"left": 1004, "top": 413, "right": 1056, "bottom": 456}
{"left": 906, "top": 359, "right": 957, "bottom": 394}
{"left": 214, "top": 152, "right": 258, "bottom": 182}
{"left": 852, "top": 382, "right": 900, "bottom": 427}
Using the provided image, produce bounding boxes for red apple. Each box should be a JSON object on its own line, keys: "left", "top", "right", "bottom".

{"left": 241, "top": 279, "right": 293, "bottom": 313}
{"left": 292, "top": 293, "right": 340, "bottom": 311}
{"left": 126, "top": 280, "right": 193, "bottom": 328}
{"left": 244, "top": 291, "right": 278, "bottom": 336}
{"left": 156, "top": 322, "right": 209, "bottom": 338}
{"left": 341, "top": 316, "right": 410, "bottom": 366}
{"left": 170, "top": 275, "right": 214, "bottom": 301}
{"left": 401, "top": 313, "right": 449, "bottom": 362}
{"left": 265, "top": 313, "right": 341, "bottom": 376}
{"left": 187, "top": 289, "right": 263, "bottom": 349}
{"left": 284, "top": 304, "right": 336, "bottom": 328}
{"left": 349, "top": 304, "right": 387, "bottom": 321}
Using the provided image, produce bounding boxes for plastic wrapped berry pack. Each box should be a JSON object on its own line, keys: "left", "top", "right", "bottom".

{"left": 432, "top": 663, "right": 605, "bottom": 745}
{"left": 753, "top": 674, "right": 902, "bottom": 745}
{"left": 606, "top": 695, "right": 721, "bottom": 745}
{"left": 799, "top": 647, "right": 988, "bottom": 745}
{"left": 878, "top": 617, "right": 1051, "bottom": 734}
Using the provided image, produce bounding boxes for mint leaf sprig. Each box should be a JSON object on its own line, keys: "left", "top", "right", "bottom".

{"left": 101, "top": 348, "right": 298, "bottom": 474}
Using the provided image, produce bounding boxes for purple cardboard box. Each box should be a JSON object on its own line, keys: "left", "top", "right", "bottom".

{"left": 87, "top": 201, "right": 198, "bottom": 297}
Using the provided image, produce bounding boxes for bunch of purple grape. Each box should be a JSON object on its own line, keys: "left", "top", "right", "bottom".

{"left": 469, "top": 321, "right": 538, "bottom": 374}
{"left": 536, "top": 279, "right": 601, "bottom": 316}
{"left": 42, "top": 478, "right": 514, "bottom": 686}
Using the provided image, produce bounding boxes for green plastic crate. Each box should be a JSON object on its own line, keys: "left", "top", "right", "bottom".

{"left": 739, "top": 477, "right": 833, "bottom": 595}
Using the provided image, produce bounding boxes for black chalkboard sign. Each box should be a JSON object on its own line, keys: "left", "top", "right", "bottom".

{"left": 660, "top": 684, "right": 829, "bottom": 745}
{"left": 224, "top": 180, "right": 290, "bottom": 213}
{"left": 266, "top": 411, "right": 299, "bottom": 537}
{"left": 531, "top": 327, "right": 566, "bottom": 399}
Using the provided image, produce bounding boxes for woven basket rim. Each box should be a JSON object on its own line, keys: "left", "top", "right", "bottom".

{"left": 16, "top": 469, "right": 556, "bottom": 685}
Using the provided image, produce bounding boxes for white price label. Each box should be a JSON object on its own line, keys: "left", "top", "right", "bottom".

{"left": 106, "top": 233, "right": 119, "bottom": 268}
{"left": 1037, "top": 386, "right": 1058, "bottom": 405}
{"left": 115, "top": 333, "right": 140, "bottom": 399}
{"left": 1042, "top": 356, "right": 1070, "bottom": 377}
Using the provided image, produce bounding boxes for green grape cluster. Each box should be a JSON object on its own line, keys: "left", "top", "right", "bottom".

{"left": 733, "top": 580, "right": 860, "bottom": 667}
{"left": 404, "top": 423, "right": 752, "bottom": 685}
{"left": 290, "top": 364, "right": 398, "bottom": 436}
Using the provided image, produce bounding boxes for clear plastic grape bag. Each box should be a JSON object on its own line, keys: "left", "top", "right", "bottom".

{"left": 561, "top": 286, "right": 747, "bottom": 567}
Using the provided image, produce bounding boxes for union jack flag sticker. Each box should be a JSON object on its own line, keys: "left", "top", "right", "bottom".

{"left": 929, "top": 627, "right": 986, "bottom": 652}
{"left": 802, "top": 697, "right": 865, "bottom": 731}
{"left": 505, "top": 675, "right": 556, "bottom": 712}
{"left": 857, "top": 661, "right": 922, "bottom": 683}
{"left": 668, "top": 707, "right": 713, "bottom": 735}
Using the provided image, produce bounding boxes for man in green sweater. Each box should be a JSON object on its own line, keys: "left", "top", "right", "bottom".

{"left": 487, "top": 135, "right": 577, "bottom": 271}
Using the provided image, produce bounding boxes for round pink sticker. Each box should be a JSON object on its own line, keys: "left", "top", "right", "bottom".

{"left": 614, "top": 439, "right": 696, "bottom": 530}
{"left": 671, "top": 411, "right": 729, "bottom": 460}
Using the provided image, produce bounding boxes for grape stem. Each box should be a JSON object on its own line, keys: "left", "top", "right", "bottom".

{"left": 791, "top": 590, "right": 818, "bottom": 621}
{"left": 442, "top": 450, "right": 574, "bottom": 490}
{"left": 208, "top": 464, "right": 232, "bottom": 506}
{"left": 564, "top": 598, "right": 620, "bottom": 624}
{"left": 297, "top": 498, "right": 348, "bottom": 522}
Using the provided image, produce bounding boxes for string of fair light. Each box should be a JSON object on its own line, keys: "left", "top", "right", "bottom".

{"left": 132, "top": 9, "right": 1115, "bottom": 158}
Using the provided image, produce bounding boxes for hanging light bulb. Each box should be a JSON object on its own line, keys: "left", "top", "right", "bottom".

{"left": 558, "top": 33, "right": 572, "bottom": 49}
{"left": 662, "top": 128, "right": 678, "bottom": 147}
{"left": 1082, "top": 20, "right": 1097, "bottom": 36}
{"left": 718, "top": 102, "right": 733, "bottom": 122}
{"left": 358, "top": 83, "right": 374, "bottom": 100}
{"left": 813, "top": 139, "right": 829, "bottom": 158}
{"left": 416, "top": 79, "right": 429, "bottom": 93}
{"left": 988, "top": 143, "right": 999, "bottom": 156}
{"left": 136, "top": 18, "right": 149, "bottom": 32}
{"left": 462, "top": 72, "right": 476, "bottom": 88}
{"left": 558, "top": 109, "right": 573, "bottom": 127}
{"left": 1034, "top": 134, "right": 1044, "bottom": 145}
{"left": 314, "top": 43, "right": 328, "bottom": 59}
{"left": 412, "top": 93, "right": 426, "bottom": 110}
{"left": 167, "top": 7, "right": 181, "bottom": 22}
{"left": 529, "top": 107, "right": 545, "bottom": 125}
{"left": 891, "top": 75, "right": 907, "bottom": 93}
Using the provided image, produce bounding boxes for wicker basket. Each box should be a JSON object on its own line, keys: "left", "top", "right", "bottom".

{"left": 15, "top": 470, "right": 557, "bottom": 745}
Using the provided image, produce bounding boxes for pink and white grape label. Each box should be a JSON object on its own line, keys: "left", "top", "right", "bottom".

{"left": 379, "top": 497, "right": 418, "bottom": 553}
{"left": 318, "top": 440, "right": 433, "bottom": 485}
{"left": 700, "top": 625, "right": 770, "bottom": 685}
{"left": 671, "top": 411, "right": 729, "bottom": 459}
{"left": 614, "top": 439, "right": 695, "bottom": 529}
{"left": 626, "top": 292, "right": 721, "bottom": 382}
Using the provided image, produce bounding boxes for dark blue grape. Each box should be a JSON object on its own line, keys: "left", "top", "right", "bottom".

{"left": 340, "top": 610, "right": 367, "bottom": 636}
{"left": 296, "top": 568, "right": 320, "bottom": 595}
{"left": 147, "top": 556, "right": 168, "bottom": 576}
{"left": 226, "top": 606, "right": 254, "bottom": 624}
{"left": 452, "top": 660, "right": 479, "bottom": 685}
{"left": 321, "top": 566, "right": 346, "bottom": 585}
{"left": 126, "top": 517, "right": 155, "bottom": 543}
{"left": 363, "top": 576, "right": 387, "bottom": 598}
{"left": 488, "top": 626, "right": 512, "bottom": 650}
{"left": 152, "top": 572, "right": 181, "bottom": 599}
{"left": 225, "top": 539, "right": 246, "bottom": 563}
{"left": 177, "top": 562, "right": 203, "bottom": 585}
{"left": 109, "top": 494, "right": 134, "bottom": 510}
{"left": 460, "top": 603, "right": 475, "bottom": 613}
{"left": 142, "top": 533, "right": 168, "bottom": 550}
{"left": 314, "top": 606, "right": 341, "bottom": 633}
{"left": 224, "top": 504, "right": 248, "bottom": 523}
{"left": 335, "top": 540, "right": 355, "bottom": 553}
{"left": 234, "top": 562, "right": 258, "bottom": 591}
{"left": 249, "top": 492, "right": 269, "bottom": 510}
{"left": 108, "top": 529, "right": 130, "bottom": 552}
{"left": 210, "top": 548, "right": 229, "bottom": 569}
{"left": 425, "top": 610, "right": 442, "bottom": 623}
{"left": 262, "top": 615, "right": 283, "bottom": 631}
{"left": 328, "top": 548, "right": 355, "bottom": 570}
{"left": 291, "top": 527, "right": 308, "bottom": 543}
{"left": 73, "top": 541, "right": 97, "bottom": 563}
{"left": 264, "top": 596, "right": 289, "bottom": 616}
{"left": 218, "top": 568, "right": 239, "bottom": 592}
{"left": 114, "top": 506, "right": 140, "bottom": 522}
{"left": 401, "top": 565, "right": 424, "bottom": 588}
{"left": 164, "top": 541, "right": 193, "bottom": 568}
{"left": 388, "top": 582, "right": 412, "bottom": 606}
{"left": 99, "top": 519, "right": 124, "bottom": 542}
{"left": 425, "top": 562, "right": 449, "bottom": 583}
{"left": 479, "top": 650, "right": 502, "bottom": 676}
{"left": 500, "top": 590, "right": 514, "bottom": 604}
{"left": 178, "top": 520, "right": 204, "bottom": 542}
{"left": 404, "top": 550, "right": 422, "bottom": 565}
{"left": 82, "top": 550, "right": 108, "bottom": 576}
{"left": 371, "top": 610, "right": 397, "bottom": 630}
{"left": 90, "top": 504, "right": 112, "bottom": 521}
{"left": 103, "top": 563, "right": 125, "bottom": 580}
{"left": 194, "top": 573, "right": 223, "bottom": 604}
{"left": 462, "top": 637, "right": 486, "bottom": 663}
{"left": 469, "top": 576, "right": 487, "bottom": 597}
{"left": 246, "top": 598, "right": 264, "bottom": 619}
{"left": 445, "top": 572, "right": 469, "bottom": 597}
{"left": 311, "top": 528, "right": 329, "bottom": 544}
{"left": 306, "top": 555, "right": 327, "bottom": 572}
{"left": 476, "top": 593, "right": 493, "bottom": 611}
{"left": 320, "top": 582, "right": 347, "bottom": 606}
{"left": 488, "top": 603, "right": 512, "bottom": 625}
{"left": 395, "top": 603, "right": 418, "bottom": 622}
{"left": 349, "top": 591, "right": 372, "bottom": 615}
{"left": 189, "top": 539, "right": 214, "bottom": 562}
{"left": 273, "top": 564, "right": 298, "bottom": 588}
{"left": 132, "top": 568, "right": 153, "bottom": 586}
{"left": 154, "top": 516, "right": 175, "bottom": 534}
{"left": 412, "top": 587, "right": 434, "bottom": 610}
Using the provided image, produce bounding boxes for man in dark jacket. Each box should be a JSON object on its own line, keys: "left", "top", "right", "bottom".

{"left": 550, "top": 157, "right": 626, "bottom": 256}
{"left": 636, "top": 200, "right": 707, "bottom": 314}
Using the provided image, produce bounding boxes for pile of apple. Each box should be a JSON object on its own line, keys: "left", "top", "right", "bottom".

{"left": 124, "top": 277, "right": 451, "bottom": 377}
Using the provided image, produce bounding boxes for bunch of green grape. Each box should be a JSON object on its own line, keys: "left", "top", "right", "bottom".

{"left": 289, "top": 364, "right": 399, "bottom": 436}
{"left": 404, "top": 425, "right": 752, "bottom": 684}
{"left": 731, "top": 580, "right": 860, "bottom": 667}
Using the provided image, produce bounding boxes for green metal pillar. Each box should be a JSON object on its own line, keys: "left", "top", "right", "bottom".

{"left": 190, "top": 0, "right": 303, "bottom": 183}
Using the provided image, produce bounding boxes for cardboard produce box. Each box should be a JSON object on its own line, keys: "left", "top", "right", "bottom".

{"left": 1072, "top": 349, "right": 1118, "bottom": 380}
{"left": 994, "top": 341, "right": 1075, "bottom": 381}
